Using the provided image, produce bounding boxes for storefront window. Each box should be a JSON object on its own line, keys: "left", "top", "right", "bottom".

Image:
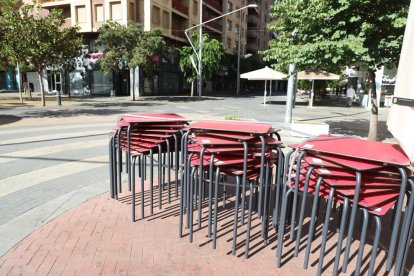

{"left": 91, "top": 70, "right": 112, "bottom": 95}
{"left": 162, "top": 72, "right": 179, "bottom": 94}
{"left": 69, "top": 70, "right": 86, "bottom": 96}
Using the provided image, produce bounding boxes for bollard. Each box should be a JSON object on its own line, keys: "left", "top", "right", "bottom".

{"left": 110, "top": 89, "right": 115, "bottom": 99}
{"left": 56, "top": 90, "right": 61, "bottom": 106}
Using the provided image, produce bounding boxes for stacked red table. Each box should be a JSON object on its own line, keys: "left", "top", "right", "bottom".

{"left": 179, "top": 120, "right": 284, "bottom": 258}
{"left": 276, "top": 135, "right": 412, "bottom": 276}
{"left": 109, "top": 113, "right": 188, "bottom": 220}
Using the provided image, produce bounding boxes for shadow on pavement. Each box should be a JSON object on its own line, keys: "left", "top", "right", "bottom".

{"left": 21, "top": 108, "right": 130, "bottom": 118}
{"left": 78, "top": 101, "right": 161, "bottom": 108}
{"left": 0, "top": 115, "right": 22, "bottom": 126}
{"left": 327, "top": 119, "right": 393, "bottom": 141}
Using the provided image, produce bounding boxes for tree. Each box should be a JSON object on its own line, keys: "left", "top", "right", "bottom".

{"left": 262, "top": 0, "right": 409, "bottom": 140}
{"left": 179, "top": 32, "right": 224, "bottom": 96}
{"left": 96, "top": 21, "right": 166, "bottom": 99}
{"left": 0, "top": 0, "right": 23, "bottom": 71}
{"left": 2, "top": 4, "right": 82, "bottom": 106}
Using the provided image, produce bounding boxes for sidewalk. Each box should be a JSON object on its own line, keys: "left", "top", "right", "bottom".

{"left": 0, "top": 92, "right": 410, "bottom": 275}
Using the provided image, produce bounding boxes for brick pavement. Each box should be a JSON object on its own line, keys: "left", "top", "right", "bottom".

{"left": 0, "top": 175, "right": 412, "bottom": 275}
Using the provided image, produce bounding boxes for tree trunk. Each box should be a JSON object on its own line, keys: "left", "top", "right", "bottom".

{"left": 16, "top": 63, "right": 23, "bottom": 104}
{"left": 367, "top": 69, "right": 378, "bottom": 141}
{"left": 18, "top": 73, "right": 23, "bottom": 104}
{"left": 130, "top": 67, "right": 135, "bottom": 101}
{"left": 37, "top": 71, "right": 46, "bottom": 106}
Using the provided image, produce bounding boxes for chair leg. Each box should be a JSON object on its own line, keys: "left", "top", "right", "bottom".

{"left": 150, "top": 149, "right": 154, "bottom": 215}
{"left": 342, "top": 172, "right": 362, "bottom": 273}
{"left": 245, "top": 180, "right": 255, "bottom": 258}
{"left": 166, "top": 139, "right": 171, "bottom": 204}
{"left": 304, "top": 176, "right": 323, "bottom": 269}
{"left": 317, "top": 187, "right": 335, "bottom": 276}
{"left": 276, "top": 188, "right": 293, "bottom": 267}
{"left": 131, "top": 156, "right": 136, "bottom": 222}
{"left": 158, "top": 145, "right": 163, "bottom": 210}
{"left": 333, "top": 198, "right": 349, "bottom": 276}
{"left": 140, "top": 154, "right": 145, "bottom": 219}
{"left": 213, "top": 167, "right": 220, "bottom": 249}
{"left": 294, "top": 167, "right": 315, "bottom": 257}
{"left": 354, "top": 209, "right": 369, "bottom": 275}
{"left": 189, "top": 167, "right": 196, "bottom": 243}
{"left": 109, "top": 138, "right": 115, "bottom": 198}
{"left": 208, "top": 155, "right": 215, "bottom": 238}
{"left": 232, "top": 176, "right": 241, "bottom": 255}
{"left": 368, "top": 215, "right": 381, "bottom": 276}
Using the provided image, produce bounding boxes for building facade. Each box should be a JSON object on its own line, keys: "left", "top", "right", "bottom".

{"left": 29, "top": 0, "right": 272, "bottom": 96}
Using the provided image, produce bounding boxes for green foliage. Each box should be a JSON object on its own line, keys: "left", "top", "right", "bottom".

{"left": 262, "top": 0, "right": 409, "bottom": 73}
{"left": 1, "top": 4, "right": 82, "bottom": 73}
{"left": 0, "top": 0, "right": 22, "bottom": 16}
{"left": 96, "top": 21, "right": 166, "bottom": 73}
{"left": 0, "top": 0, "right": 23, "bottom": 70}
{"left": 179, "top": 32, "right": 224, "bottom": 83}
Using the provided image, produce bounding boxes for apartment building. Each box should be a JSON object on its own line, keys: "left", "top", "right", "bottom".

{"left": 32, "top": 0, "right": 271, "bottom": 96}
{"left": 246, "top": 0, "right": 274, "bottom": 53}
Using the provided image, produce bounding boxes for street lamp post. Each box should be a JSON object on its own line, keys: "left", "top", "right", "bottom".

{"left": 185, "top": 3, "right": 257, "bottom": 98}
{"left": 198, "top": 0, "right": 203, "bottom": 98}
{"left": 236, "top": 10, "right": 242, "bottom": 96}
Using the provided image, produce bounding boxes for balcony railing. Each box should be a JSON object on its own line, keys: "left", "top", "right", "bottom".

{"left": 204, "top": 0, "right": 222, "bottom": 12}
{"left": 172, "top": 0, "right": 189, "bottom": 15}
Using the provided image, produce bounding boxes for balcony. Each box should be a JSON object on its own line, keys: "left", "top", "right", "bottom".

{"left": 248, "top": 14, "right": 259, "bottom": 25}
{"left": 204, "top": 0, "right": 222, "bottom": 12}
{"left": 172, "top": 0, "right": 189, "bottom": 15}
{"left": 172, "top": 30, "right": 187, "bottom": 40}
{"left": 203, "top": 16, "right": 222, "bottom": 31}
{"left": 247, "top": 30, "right": 258, "bottom": 38}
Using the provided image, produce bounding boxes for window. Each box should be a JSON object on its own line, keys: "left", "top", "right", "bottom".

{"left": 162, "top": 11, "right": 169, "bottom": 28}
{"left": 95, "top": 4, "right": 104, "bottom": 22}
{"left": 227, "top": 20, "right": 232, "bottom": 31}
{"left": 236, "top": 24, "right": 239, "bottom": 33}
{"left": 152, "top": 6, "right": 160, "bottom": 25}
{"left": 227, "top": 38, "right": 231, "bottom": 48}
{"left": 227, "top": 1, "right": 233, "bottom": 12}
{"left": 193, "top": 0, "right": 198, "bottom": 16}
{"left": 75, "top": 5, "right": 86, "bottom": 24}
{"left": 110, "top": 1, "right": 122, "bottom": 21}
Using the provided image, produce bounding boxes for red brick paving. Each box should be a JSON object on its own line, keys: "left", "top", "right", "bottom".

{"left": 0, "top": 180, "right": 412, "bottom": 275}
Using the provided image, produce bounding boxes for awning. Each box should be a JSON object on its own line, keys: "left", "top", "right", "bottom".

{"left": 297, "top": 70, "right": 340, "bottom": 81}
{"left": 240, "top": 66, "right": 287, "bottom": 105}
{"left": 240, "top": 66, "right": 287, "bottom": 80}
{"left": 297, "top": 69, "right": 340, "bottom": 107}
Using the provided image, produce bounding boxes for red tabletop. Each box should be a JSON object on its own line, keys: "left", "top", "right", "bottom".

{"left": 188, "top": 120, "right": 272, "bottom": 134}
{"left": 298, "top": 135, "right": 410, "bottom": 166}
{"left": 314, "top": 152, "right": 385, "bottom": 171}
